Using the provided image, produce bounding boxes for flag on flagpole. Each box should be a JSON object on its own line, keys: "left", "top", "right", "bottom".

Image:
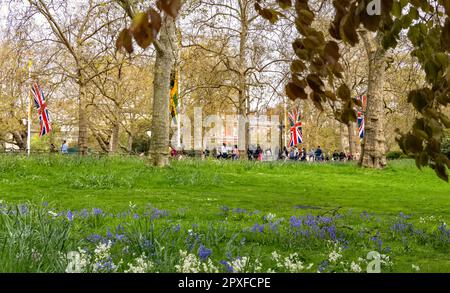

{"left": 31, "top": 83, "right": 52, "bottom": 137}
{"left": 170, "top": 70, "right": 179, "bottom": 124}
{"left": 356, "top": 95, "right": 367, "bottom": 140}
{"left": 288, "top": 110, "right": 303, "bottom": 147}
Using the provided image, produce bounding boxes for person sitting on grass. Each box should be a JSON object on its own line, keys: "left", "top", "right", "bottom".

{"left": 332, "top": 150, "right": 340, "bottom": 161}
{"left": 300, "top": 148, "right": 307, "bottom": 161}
{"left": 220, "top": 143, "right": 228, "bottom": 159}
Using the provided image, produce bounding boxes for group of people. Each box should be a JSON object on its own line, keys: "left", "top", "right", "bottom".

{"left": 203, "top": 143, "right": 273, "bottom": 161}
{"left": 281, "top": 145, "right": 356, "bottom": 162}
{"left": 170, "top": 143, "right": 357, "bottom": 163}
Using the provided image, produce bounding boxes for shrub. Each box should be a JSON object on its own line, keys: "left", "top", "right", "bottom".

{"left": 386, "top": 151, "right": 409, "bottom": 160}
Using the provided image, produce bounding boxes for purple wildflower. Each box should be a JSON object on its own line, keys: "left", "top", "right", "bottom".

{"left": 290, "top": 216, "right": 302, "bottom": 228}
{"left": 198, "top": 245, "right": 212, "bottom": 261}
{"left": 93, "top": 208, "right": 103, "bottom": 216}
{"left": 67, "top": 210, "right": 73, "bottom": 222}
{"left": 220, "top": 260, "right": 233, "bottom": 273}
{"left": 251, "top": 223, "right": 264, "bottom": 233}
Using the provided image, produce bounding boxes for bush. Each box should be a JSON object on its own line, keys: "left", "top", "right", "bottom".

{"left": 386, "top": 151, "right": 409, "bottom": 160}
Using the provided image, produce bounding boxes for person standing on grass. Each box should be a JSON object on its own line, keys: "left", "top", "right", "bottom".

{"left": 315, "top": 146, "right": 323, "bottom": 162}
{"left": 61, "top": 140, "right": 69, "bottom": 154}
{"left": 256, "top": 145, "right": 263, "bottom": 161}
{"left": 232, "top": 145, "right": 239, "bottom": 160}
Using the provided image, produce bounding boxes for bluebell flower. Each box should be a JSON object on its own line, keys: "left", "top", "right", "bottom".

{"left": 143, "top": 239, "right": 152, "bottom": 249}
{"left": 220, "top": 260, "right": 233, "bottom": 273}
{"left": 115, "top": 234, "right": 125, "bottom": 241}
{"left": 174, "top": 224, "right": 181, "bottom": 232}
{"left": 87, "top": 234, "right": 102, "bottom": 243}
{"left": 370, "top": 234, "right": 383, "bottom": 251}
{"left": 198, "top": 245, "right": 212, "bottom": 261}
{"left": 360, "top": 211, "right": 370, "bottom": 219}
{"left": 318, "top": 260, "right": 329, "bottom": 273}
{"left": 305, "top": 215, "right": 316, "bottom": 227}
{"left": 19, "top": 204, "right": 29, "bottom": 215}
{"left": 326, "top": 226, "right": 337, "bottom": 240}
{"left": 106, "top": 228, "right": 113, "bottom": 239}
{"left": 67, "top": 210, "right": 73, "bottom": 222}
{"left": 79, "top": 209, "right": 88, "bottom": 218}
{"left": 133, "top": 213, "right": 139, "bottom": 220}
{"left": 251, "top": 223, "right": 264, "bottom": 233}
{"left": 269, "top": 222, "right": 279, "bottom": 232}
{"left": 290, "top": 216, "right": 302, "bottom": 228}
{"left": 93, "top": 208, "right": 103, "bottom": 216}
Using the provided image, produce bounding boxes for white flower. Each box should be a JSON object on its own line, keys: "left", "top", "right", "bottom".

{"left": 125, "top": 253, "right": 154, "bottom": 273}
{"left": 230, "top": 257, "right": 249, "bottom": 273}
{"left": 271, "top": 251, "right": 280, "bottom": 261}
{"left": 283, "top": 253, "right": 304, "bottom": 273}
{"left": 175, "top": 250, "right": 200, "bottom": 273}
{"left": 328, "top": 250, "right": 342, "bottom": 263}
{"left": 412, "top": 264, "right": 420, "bottom": 272}
{"left": 350, "top": 262, "right": 362, "bottom": 273}
{"left": 48, "top": 211, "right": 58, "bottom": 217}
{"left": 265, "top": 213, "right": 276, "bottom": 222}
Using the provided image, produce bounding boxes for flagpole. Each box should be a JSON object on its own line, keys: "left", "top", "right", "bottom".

{"left": 27, "top": 59, "right": 32, "bottom": 157}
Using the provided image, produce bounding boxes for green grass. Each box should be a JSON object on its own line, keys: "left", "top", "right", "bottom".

{"left": 0, "top": 155, "right": 449, "bottom": 273}
{"left": 1, "top": 155, "right": 448, "bottom": 218}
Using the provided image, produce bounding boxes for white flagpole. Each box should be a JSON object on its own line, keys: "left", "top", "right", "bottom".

{"left": 27, "top": 59, "right": 32, "bottom": 157}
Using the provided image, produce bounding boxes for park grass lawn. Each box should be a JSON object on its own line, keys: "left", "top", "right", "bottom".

{"left": 0, "top": 155, "right": 449, "bottom": 273}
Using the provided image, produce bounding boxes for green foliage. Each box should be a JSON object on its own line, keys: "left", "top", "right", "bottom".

{"left": 386, "top": 151, "right": 409, "bottom": 160}
{"left": 131, "top": 134, "right": 151, "bottom": 154}
{"left": 255, "top": 0, "right": 450, "bottom": 181}
{"left": 442, "top": 130, "right": 450, "bottom": 159}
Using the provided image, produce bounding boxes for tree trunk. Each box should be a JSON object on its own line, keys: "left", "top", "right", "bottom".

{"left": 148, "top": 16, "right": 177, "bottom": 167}
{"left": 238, "top": 2, "right": 249, "bottom": 158}
{"left": 359, "top": 31, "right": 387, "bottom": 168}
{"left": 348, "top": 122, "right": 357, "bottom": 156}
{"left": 12, "top": 130, "right": 27, "bottom": 151}
{"left": 339, "top": 123, "right": 346, "bottom": 152}
{"left": 110, "top": 121, "right": 120, "bottom": 154}
{"left": 77, "top": 79, "right": 88, "bottom": 156}
{"left": 127, "top": 132, "right": 133, "bottom": 154}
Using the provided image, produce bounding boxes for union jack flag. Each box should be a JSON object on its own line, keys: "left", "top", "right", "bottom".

{"left": 356, "top": 95, "right": 367, "bottom": 140}
{"left": 31, "top": 83, "right": 52, "bottom": 137}
{"left": 288, "top": 110, "right": 303, "bottom": 147}
{"left": 357, "top": 111, "right": 365, "bottom": 139}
